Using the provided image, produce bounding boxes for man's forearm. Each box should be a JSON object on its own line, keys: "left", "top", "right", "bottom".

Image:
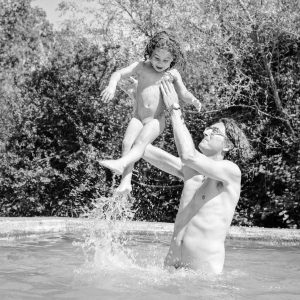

{"left": 170, "top": 109, "right": 196, "bottom": 160}
{"left": 160, "top": 79, "right": 197, "bottom": 160}
{"left": 143, "top": 145, "right": 184, "bottom": 179}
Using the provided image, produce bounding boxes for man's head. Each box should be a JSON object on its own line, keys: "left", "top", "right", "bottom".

{"left": 199, "top": 118, "right": 253, "bottom": 162}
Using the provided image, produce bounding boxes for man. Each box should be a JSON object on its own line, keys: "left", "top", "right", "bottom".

{"left": 142, "top": 79, "right": 252, "bottom": 274}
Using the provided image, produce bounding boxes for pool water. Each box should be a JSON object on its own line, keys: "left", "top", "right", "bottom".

{"left": 0, "top": 232, "right": 299, "bottom": 300}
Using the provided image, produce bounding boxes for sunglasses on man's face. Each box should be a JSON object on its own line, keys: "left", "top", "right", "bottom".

{"left": 204, "top": 126, "right": 227, "bottom": 138}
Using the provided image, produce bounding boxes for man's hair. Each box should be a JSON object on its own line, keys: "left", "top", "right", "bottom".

{"left": 219, "top": 118, "right": 253, "bottom": 162}
{"left": 144, "top": 30, "right": 185, "bottom": 69}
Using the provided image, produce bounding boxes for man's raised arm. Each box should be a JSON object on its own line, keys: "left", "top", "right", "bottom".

{"left": 159, "top": 79, "right": 197, "bottom": 161}
{"left": 160, "top": 80, "right": 241, "bottom": 185}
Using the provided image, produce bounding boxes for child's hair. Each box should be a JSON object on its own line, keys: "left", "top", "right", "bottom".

{"left": 144, "top": 30, "right": 185, "bottom": 69}
{"left": 218, "top": 118, "right": 254, "bottom": 163}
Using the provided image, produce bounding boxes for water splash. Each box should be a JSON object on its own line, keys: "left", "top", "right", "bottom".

{"left": 72, "top": 191, "right": 224, "bottom": 290}
{"left": 74, "top": 193, "right": 137, "bottom": 279}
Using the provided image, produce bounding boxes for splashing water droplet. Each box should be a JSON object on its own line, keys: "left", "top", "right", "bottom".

{"left": 74, "top": 193, "right": 137, "bottom": 277}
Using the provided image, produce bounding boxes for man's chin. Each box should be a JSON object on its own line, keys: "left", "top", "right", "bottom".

{"left": 199, "top": 142, "right": 214, "bottom": 156}
{"left": 198, "top": 143, "right": 206, "bottom": 153}
{"left": 199, "top": 140, "right": 208, "bottom": 148}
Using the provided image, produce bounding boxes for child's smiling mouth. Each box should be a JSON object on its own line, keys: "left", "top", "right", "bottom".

{"left": 155, "top": 66, "right": 164, "bottom": 71}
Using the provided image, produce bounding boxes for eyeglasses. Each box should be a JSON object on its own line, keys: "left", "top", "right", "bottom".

{"left": 204, "top": 126, "right": 227, "bottom": 138}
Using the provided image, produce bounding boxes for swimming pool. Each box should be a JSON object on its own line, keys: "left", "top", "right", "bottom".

{"left": 0, "top": 218, "right": 300, "bottom": 299}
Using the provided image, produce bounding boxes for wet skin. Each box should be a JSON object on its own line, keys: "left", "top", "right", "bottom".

{"left": 143, "top": 82, "right": 242, "bottom": 274}
{"left": 99, "top": 48, "right": 201, "bottom": 194}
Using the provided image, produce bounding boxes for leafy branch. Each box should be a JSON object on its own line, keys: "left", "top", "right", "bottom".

{"left": 236, "top": 0, "right": 295, "bottom": 136}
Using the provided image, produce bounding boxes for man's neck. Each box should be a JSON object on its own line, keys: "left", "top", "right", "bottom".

{"left": 206, "top": 152, "right": 224, "bottom": 161}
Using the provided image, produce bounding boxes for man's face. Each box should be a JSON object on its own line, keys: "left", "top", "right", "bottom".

{"left": 198, "top": 122, "right": 228, "bottom": 155}
{"left": 150, "top": 48, "right": 173, "bottom": 72}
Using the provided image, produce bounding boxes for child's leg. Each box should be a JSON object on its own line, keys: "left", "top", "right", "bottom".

{"left": 116, "top": 117, "right": 143, "bottom": 193}
{"left": 100, "top": 116, "right": 165, "bottom": 175}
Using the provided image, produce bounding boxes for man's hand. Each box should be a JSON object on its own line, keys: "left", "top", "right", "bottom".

{"left": 101, "top": 85, "right": 116, "bottom": 103}
{"left": 160, "top": 79, "right": 179, "bottom": 110}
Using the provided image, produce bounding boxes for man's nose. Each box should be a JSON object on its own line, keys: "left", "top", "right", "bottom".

{"left": 203, "top": 129, "right": 211, "bottom": 136}
{"left": 203, "top": 132, "right": 210, "bottom": 140}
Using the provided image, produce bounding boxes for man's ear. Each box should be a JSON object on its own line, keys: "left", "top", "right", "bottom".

{"left": 223, "top": 139, "right": 234, "bottom": 152}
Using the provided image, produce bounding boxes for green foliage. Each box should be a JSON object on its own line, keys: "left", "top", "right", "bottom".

{"left": 0, "top": 0, "right": 299, "bottom": 228}
{"left": 0, "top": 0, "right": 53, "bottom": 142}
{"left": 208, "top": 1, "right": 300, "bottom": 228}
{"left": 0, "top": 31, "right": 126, "bottom": 216}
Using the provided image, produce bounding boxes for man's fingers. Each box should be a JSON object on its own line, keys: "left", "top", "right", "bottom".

{"left": 160, "top": 80, "right": 167, "bottom": 96}
{"left": 162, "top": 79, "right": 176, "bottom": 95}
{"left": 162, "top": 79, "right": 171, "bottom": 93}
{"left": 165, "top": 80, "right": 176, "bottom": 94}
{"left": 161, "top": 79, "right": 171, "bottom": 95}
{"left": 103, "top": 93, "right": 109, "bottom": 102}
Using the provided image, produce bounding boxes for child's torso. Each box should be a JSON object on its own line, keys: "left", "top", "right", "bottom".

{"left": 135, "top": 62, "right": 172, "bottom": 122}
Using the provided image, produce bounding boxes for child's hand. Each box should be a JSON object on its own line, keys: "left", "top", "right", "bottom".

{"left": 101, "top": 86, "right": 116, "bottom": 102}
{"left": 129, "top": 76, "right": 138, "bottom": 88}
{"left": 192, "top": 98, "right": 202, "bottom": 112}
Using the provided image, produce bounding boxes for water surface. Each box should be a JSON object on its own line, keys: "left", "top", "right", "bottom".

{"left": 0, "top": 232, "right": 299, "bottom": 300}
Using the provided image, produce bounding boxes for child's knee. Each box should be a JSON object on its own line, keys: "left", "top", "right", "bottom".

{"left": 122, "top": 138, "right": 134, "bottom": 152}
{"left": 132, "top": 137, "right": 148, "bottom": 148}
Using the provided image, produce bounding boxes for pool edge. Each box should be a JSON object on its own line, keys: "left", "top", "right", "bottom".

{"left": 0, "top": 217, "right": 299, "bottom": 242}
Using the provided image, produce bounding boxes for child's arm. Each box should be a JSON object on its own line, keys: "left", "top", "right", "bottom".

{"left": 101, "top": 61, "right": 141, "bottom": 103}
{"left": 171, "top": 69, "right": 202, "bottom": 112}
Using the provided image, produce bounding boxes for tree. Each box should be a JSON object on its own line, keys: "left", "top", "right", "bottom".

{"left": 0, "top": 32, "right": 128, "bottom": 216}
{"left": 0, "top": 0, "right": 299, "bottom": 227}
{"left": 0, "top": 0, "right": 53, "bottom": 143}
{"left": 56, "top": 0, "right": 299, "bottom": 227}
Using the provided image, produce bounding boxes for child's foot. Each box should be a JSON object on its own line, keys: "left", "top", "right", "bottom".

{"left": 115, "top": 181, "right": 132, "bottom": 194}
{"left": 99, "top": 159, "right": 125, "bottom": 175}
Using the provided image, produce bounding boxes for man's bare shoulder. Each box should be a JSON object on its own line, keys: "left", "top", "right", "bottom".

{"left": 219, "top": 159, "right": 241, "bottom": 182}
{"left": 183, "top": 150, "right": 241, "bottom": 185}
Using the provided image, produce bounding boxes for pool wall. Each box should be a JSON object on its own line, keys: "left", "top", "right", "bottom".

{"left": 1, "top": 217, "right": 300, "bottom": 243}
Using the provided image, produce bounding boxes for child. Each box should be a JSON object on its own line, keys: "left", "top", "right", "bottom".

{"left": 100, "top": 30, "right": 202, "bottom": 194}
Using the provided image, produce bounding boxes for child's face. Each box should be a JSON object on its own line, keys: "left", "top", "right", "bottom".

{"left": 150, "top": 48, "right": 173, "bottom": 72}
